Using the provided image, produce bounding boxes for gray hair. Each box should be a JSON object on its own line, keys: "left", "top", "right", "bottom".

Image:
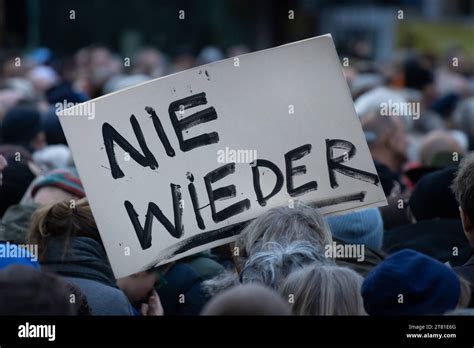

{"left": 453, "top": 97, "right": 474, "bottom": 133}
{"left": 239, "top": 241, "right": 332, "bottom": 290}
{"left": 281, "top": 264, "right": 366, "bottom": 315}
{"left": 202, "top": 240, "right": 330, "bottom": 297}
{"left": 418, "top": 130, "right": 465, "bottom": 166}
{"left": 204, "top": 202, "right": 332, "bottom": 298}
{"left": 236, "top": 201, "right": 332, "bottom": 257}
{"left": 201, "top": 268, "right": 241, "bottom": 299}
{"left": 451, "top": 153, "right": 474, "bottom": 223}
{"left": 445, "top": 308, "right": 474, "bottom": 316}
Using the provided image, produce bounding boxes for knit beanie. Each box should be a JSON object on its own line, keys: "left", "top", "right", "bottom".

{"left": 362, "top": 249, "right": 461, "bottom": 315}
{"left": 326, "top": 208, "right": 383, "bottom": 250}
{"left": 31, "top": 168, "right": 85, "bottom": 198}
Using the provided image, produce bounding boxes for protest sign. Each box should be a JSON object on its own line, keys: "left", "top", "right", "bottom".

{"left": 59, "top": 34, "right": 387, "bottom": 278}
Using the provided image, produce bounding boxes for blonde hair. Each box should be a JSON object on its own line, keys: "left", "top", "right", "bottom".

{"left": 281, "top": 264, "right": 366, "bottom": 316}
{"left": 28, "top": 198, "right": 100, "bottom": 261}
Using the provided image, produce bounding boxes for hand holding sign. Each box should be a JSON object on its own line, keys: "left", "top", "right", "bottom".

{"left": 59, "top": 35, "right": 386, "bottom": 278}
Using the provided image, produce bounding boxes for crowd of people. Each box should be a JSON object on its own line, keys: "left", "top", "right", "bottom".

{"left": 1, "top": 42, "right": 474, "bottom": 316}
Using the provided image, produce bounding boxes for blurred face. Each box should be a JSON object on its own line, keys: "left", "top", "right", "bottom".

{"left": 138, "top": 50, "right": 161, "bottom": 68}
{"left": 387, "top": 119, "right": 408, "bottom": 166}
{"left": 90, "top": 47, "right": 112, "bottom": 68}
{"left": 423, "top": 82, "right": 438, "bottom": 105}
{"left": 173, "top": 54, "right": 195, "bottom": 72}
{"left": 460, "top": 207, "right": 474, "bottom": 247}
{"left": 31, "top": 132, "right": 47, "bottom": 151}
{"left": 0, "top": 155, "right": 7, "bottom": 186}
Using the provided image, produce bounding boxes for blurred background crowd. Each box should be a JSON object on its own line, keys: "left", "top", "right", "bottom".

{"left": 1, "top": 0, "right": 474, "bottom": 316}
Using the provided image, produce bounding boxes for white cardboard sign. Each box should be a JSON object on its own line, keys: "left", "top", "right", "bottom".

{"left": 59, "top": 35, "right": 387, "bottom": 278}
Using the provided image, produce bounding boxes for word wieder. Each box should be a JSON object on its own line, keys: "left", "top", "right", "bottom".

{"left": 102, "top": 92, "right": 379, "bottom": 252}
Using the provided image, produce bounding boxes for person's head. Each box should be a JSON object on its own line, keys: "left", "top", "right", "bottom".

{"left": 453, "top": 97, "right": 474, "bottom": 137}
{"left": 362, "top": 111, "right": 408, "bottom": 172}
{"left": 196, "top": 46, "right": 224, "bottom": 65}
{"left": 203, "top": 239, "right": 330, "bottom": 297}
{"left": 43, "top": 107, "right": 67, "bottom": 145}
{"left": 0, "top": 264, "right": 76, "bottom": 315}
{"left": 27, "top": 65, "right": 59, "bottom": 93}
{"left": 132, "top": 48, "right": 166, "bottom": 77}
{"left": 32, "top": 145, "right": 74, "bottom": 172}
{"left": 1, "top": 106, "right": 46, "bottom": 151}
{"left": 226, "top": 45, "right": 250, "bottom": 58}
{"left": 236, "top": 201, "right": 332, "bottom": 259}
{"left": 102, "top": 74, "right": 150, "bottom": 94}
{"left": 171, "top": 47, "right": 195, "bottom": 72}
{"left": 281, "top": 264, "right": 366, "bottom": 315}
{"left": 89, "top": 46, "right": 113, "bottom": 69}
{"left": 361, "top": 249, "right": 469, "bottom": 315}
{"left": 86, "top": 46, "right": 121, "bottom": 97}
{"left": 0, "top": 155, "right": 37, "bottom": 217}
{"left": 201, "top": 283, "right": 291, "bottom": 316}
{"left": 27, "top": 198, "right": 100, "bottom": 261}
{"left": 0, "top": 154, "right": 6, "bottom": 184}
{"left": 408, "top": 166, "right": 460, "bottom": 222}
{"left": 117, "top": 270, "right": 158, "bottom": 305}
{"left": 239, "top": 241, "right": 330, "bottom": 290}
{"left": 66, "top": 283, "right": 92, "bottom": 315}
{"left": 404, "top": 58, "right": 437, "bottom": 103}
{"left": 326, "top": 208, "right": 383, "bottom": 251}
{"left": 452, "top": 154, "right": 474, "bottom": 246}
{"left": 31, "top": 168, "right": 85, "bottom": 205}
{"left": 418, "top": 130, "right": 465, "bottom": 167}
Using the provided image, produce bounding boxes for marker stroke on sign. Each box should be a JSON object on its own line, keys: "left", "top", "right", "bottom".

{"left": 146, "top": 189, "right": 370, "bottom": 267}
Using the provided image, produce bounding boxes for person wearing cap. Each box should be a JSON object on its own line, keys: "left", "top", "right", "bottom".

{"left": 30, "top": 167, "right": 85, "bottom": 204}
{"left": 0, "top": 105, "right": 46, "bottom": 152}
{"left": 362, "top": 249, "right": 471, "bottom": 315}
{"left": 326, "top": 208, "right": 384, "bottom": 251}
{"left": 0, "top": 167, "right": 85, "bottom": 243}
{"left": 324, "top": 209, "right": 386, "bottom": 277}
